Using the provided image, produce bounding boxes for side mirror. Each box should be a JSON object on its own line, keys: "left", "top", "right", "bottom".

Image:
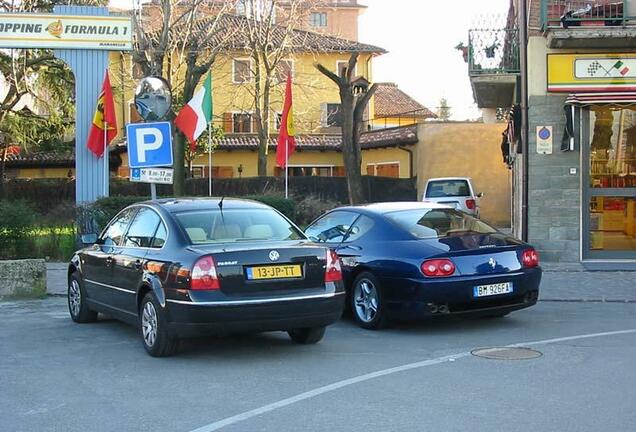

{"left": 477, "top": 192, "right": 484, "bottom": 198}
{"left": 81, "top": 233, "right": 98, "bottom": 245}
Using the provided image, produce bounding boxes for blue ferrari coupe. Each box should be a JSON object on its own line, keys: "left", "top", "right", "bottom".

{"left": 305, "top": 202, "right": 541, "bottom": 329}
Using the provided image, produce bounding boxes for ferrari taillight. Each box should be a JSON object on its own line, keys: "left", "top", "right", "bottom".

{"left": 421, "top": 259, "right": 456, "bottom": 277}
{"left": 521, "top": 248, "right": 539, "bottom": 268}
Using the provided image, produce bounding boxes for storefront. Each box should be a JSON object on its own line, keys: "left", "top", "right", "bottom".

{"left": 545, "top": 54, "right": 636, "bottom": 264}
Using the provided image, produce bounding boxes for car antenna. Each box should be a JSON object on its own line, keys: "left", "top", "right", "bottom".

{"left": 218, "top": 196, "right": 225, "bottom": 211}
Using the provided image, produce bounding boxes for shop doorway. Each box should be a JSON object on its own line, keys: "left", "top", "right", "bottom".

{"left": 582, "top": 106, "right": 636, "bottom": 259}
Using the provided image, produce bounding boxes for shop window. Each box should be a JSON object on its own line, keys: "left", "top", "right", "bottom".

{"left": 590, "top": 107, "right": 636, "bottom": 188}
{"left": 589, "top": 196, "right": 636, "bottom": 251}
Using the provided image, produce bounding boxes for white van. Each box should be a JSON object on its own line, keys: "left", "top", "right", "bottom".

{"left": 422, "top": 177, "right": 482, "bottom": 217}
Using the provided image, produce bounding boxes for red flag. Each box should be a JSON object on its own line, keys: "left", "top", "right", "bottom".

{"left": 87, "top": 71, "right": 117, "bottom": 158}
{"left": 276, "top": 75, "right": 296, "bottom": 168}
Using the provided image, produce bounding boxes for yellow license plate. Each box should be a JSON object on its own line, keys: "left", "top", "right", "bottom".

{"left": 246, "top": 265, "right": 302, "bottom": 280}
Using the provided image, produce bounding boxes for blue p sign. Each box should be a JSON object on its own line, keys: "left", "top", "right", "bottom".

{"left": 126, "top": 121, "right": 173, "bottom": 168}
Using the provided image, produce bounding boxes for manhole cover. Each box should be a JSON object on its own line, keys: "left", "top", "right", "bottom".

{"left": 471, "top": 347, "right": 542, "bottom": 360}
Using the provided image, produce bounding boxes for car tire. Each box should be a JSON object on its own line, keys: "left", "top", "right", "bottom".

{"left": 140, "top": 292, "right": 179, "bottom": 357}
{"left": 288, "top": 326, "right": 326, "bottom": 344}
{"left": 351, "top": 272, "right": 387, "bottom": 330}
{"left": 68, "top": 272, "right": 98, "bottom": 323}
{"left": 483, "top": 312, "right": 510, "bottom": 319}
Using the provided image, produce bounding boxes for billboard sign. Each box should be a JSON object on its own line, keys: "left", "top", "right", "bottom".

{"left": 0, "top": 13, "right": 132, "bottom": 50}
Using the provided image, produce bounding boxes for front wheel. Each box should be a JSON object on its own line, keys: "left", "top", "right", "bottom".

{"left": 351, "top": 272, "right": 387, "bottom": 330}
{"left": 68, "top": 272, "right": 97, "bottom": 323}
{"left": 140, "top": 293, "right": 179, "bottom": 357}
{"left": 288, "top": 326, "right": 326, "bottom": 344}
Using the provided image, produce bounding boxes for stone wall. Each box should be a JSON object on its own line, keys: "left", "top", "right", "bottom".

{"left": 528, "top": 95, "right": 581, "bottom": 263}
{"left": 0, "top": 259, "right": 47, "bottom": 298}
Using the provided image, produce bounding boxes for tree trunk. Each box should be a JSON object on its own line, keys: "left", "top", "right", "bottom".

{"left": 340, "top": 91, "right": 365, "bottom": 204}
{"left": 0, "top": 146, "right": 7, "bottom": 200}
{"left": 173, "top": 133, "right": 186, "bottom": 196}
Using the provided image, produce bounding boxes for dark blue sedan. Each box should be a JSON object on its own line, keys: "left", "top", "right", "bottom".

{"left": 305, "top": 202, "right": 541, "bottom": 329}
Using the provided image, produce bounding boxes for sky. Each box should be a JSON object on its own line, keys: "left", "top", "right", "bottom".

{"left": 109, "top": 0, "right": 510, "bottom": 120}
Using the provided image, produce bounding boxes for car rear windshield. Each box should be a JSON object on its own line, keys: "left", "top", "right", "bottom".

{"left": 175, "top": 208, "right": 305, "bottom": 244}
{"left": 425, "top": 180, "right": 470, "bottom": 198}
{"left": 385, "top": 208, "right": 497, "bottom": 239}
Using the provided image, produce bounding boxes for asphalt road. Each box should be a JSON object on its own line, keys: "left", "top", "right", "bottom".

{"left": 1, "top": 298, "right": 635, "bottom": 432}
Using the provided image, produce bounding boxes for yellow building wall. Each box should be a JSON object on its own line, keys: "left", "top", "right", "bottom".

{"left": 14, "top": 167, "right": 74, "bottom": 179}
{"left": 416, "top": 123, "right": 511, "bottom": 228}
{"left": 108, "top": 51, "right": 375, "bottom": 139}
{"left": 369, "top": 116, "right": 419, "bottom": 129}
{"left": 361, "top": 147, "right": 412, "bottom": 178}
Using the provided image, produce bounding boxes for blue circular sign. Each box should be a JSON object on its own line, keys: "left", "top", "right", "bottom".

{"left": 538, "top": 127, "right": 551, "bottom": 140}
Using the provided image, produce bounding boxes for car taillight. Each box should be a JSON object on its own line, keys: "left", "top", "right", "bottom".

{"left": 421, "top": 259, "right": 456, "bottom": 277}
{"left": 465, "top": 199, "right": 476, "bottom": 210}
{"left": 521, "top": 248, "right": 539, "bottom": 268}
{"left": 325, "top": 250, "right": 343, "bottom": 282}
{"left": 191, "top": 256, "right": 220, "bottom": 290}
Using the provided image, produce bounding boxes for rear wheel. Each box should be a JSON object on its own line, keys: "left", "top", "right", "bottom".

{"left": 68, "top": 272, "right": 97, "bottom": 323}
{"left": 288, "top": 326, "right": 326, "bottom": 344}
{"left": 140, "top": 293, "right": 179, "bottom": 357}
{"left": 351, "top": 272, "right": 387, "bottom": 330}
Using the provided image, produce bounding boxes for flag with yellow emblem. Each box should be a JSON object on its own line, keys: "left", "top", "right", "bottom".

{"left": 87, "top": 71, "right": 117, "bottom": 158}
{"left": 276, "top": 75, "right": 296, "bottom": 168}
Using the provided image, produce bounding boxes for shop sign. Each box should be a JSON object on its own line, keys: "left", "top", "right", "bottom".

{"left": 536, "top": 126, "right": 553, "bottom": 154}
{"left": 547, "top": 53, "right": 636, "bottom": 92}
{"left": 0, "top": 13, "right": 132, "bottom": 50}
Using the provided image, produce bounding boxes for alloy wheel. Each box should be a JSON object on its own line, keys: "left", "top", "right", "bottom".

{"left": 142, "top": 301, "right": 158, "bottom": 348}
{"left": 354, "top": 279, "right": 378, "bottom": 323}
{"left": 69, "top": 279, "right": 81, "bottom": 317}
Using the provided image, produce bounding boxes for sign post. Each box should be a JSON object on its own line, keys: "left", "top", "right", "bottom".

{"left": 126, "top": 121, "right": 174, "bottom": 200}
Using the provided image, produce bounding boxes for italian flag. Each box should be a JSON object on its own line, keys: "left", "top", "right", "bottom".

{"left": 175, "top": 73, "right": 213, "bottom": 151}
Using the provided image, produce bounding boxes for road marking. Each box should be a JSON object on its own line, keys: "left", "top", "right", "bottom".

{"left": 188, "top": 328, "right": 636, "bottom": 432}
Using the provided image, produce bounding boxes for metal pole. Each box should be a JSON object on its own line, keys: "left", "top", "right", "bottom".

{"left": 285, "top": 140, "right": 289, "bottom": 199}
{"left": 520, "top": 0, "right": 529, "bottom": 242}
{"left": 150, "top": 183, "right": 157, "bottom": 200}
{"left": 103, "top": 121, "right": 108, "bottom": 197}
{"left": 208, "top": 122, "right": 212, "bottom": 197}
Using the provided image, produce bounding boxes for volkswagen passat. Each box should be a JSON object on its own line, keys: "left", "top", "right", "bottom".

{"left": 305, "top": 202, "right": 541, "bottom": 329}
{"left": 68, "top": 198, "right": 345, "bottom": 356}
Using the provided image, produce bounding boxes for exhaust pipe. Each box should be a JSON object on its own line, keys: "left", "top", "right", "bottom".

{"left": 438, "top": 304, "right": 450, "bottom": 314}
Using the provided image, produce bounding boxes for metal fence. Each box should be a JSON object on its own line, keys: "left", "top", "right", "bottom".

{"left": 541, "top": 0, "right": 632, "bottom": 28}
{"left": 468, "top": 27, "right": 520, "bottom": 75}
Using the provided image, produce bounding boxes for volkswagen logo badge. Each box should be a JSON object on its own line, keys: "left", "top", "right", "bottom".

{"left": 269, "top": 250, "right": 280, "bottom": 261}
{"left": 488, "top": 258, "right": 497, "bottom": 269}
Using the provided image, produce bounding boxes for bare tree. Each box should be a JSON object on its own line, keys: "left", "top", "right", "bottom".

{"left": 315, "top": 52, "right": 377, "bottom": 205}
{"left": 131, "top": 0, "right": 236, "bottom": 196}
{"left": 238, "top": 0, "right": 319, "bottom": 176}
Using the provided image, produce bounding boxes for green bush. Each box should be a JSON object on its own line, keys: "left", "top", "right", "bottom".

{"left": 294, "top": 195, "right": 342, "bottom": 227}
{"left": 0, "top": 200, "right": 38, "bottom": 259}
{"left": 242, "top": 195, "right": 296, "bottom": 220}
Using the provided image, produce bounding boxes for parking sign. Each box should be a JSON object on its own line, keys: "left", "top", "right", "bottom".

{"left": 126, "top": 122, "right": 173, "bottom": 168}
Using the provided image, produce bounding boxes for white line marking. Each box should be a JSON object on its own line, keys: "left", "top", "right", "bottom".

{"left": 189, "top": 328, "right": 636, "bottom": 432}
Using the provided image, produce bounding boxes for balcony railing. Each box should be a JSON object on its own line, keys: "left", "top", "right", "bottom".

{"left": 541, "top": 0, "right": 635, "bottom": 29}
{"left": 468, "top": 27, "right": 520, "bottom": 75}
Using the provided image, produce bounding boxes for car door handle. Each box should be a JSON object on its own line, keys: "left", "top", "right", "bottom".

{"left": 105, "top": 256, "right": 113, "bottom": 266}
{"left": 337, "top": 244, "right": 362, "bottom": 252}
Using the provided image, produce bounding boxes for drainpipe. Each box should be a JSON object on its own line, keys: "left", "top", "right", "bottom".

{"left": 519, "top": 0, "right": 529, "bottom": 242}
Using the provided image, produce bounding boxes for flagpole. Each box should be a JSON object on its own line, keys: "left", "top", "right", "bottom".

{"left": 285, "top": 140, "right": 288, "bottom": 199}
{"left": 208, "top": 122, "right": 212, "bottom": 197}
{"left": 103, "top": 121, "right": 108, "bottom": 197}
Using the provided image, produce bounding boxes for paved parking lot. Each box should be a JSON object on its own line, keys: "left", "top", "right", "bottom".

{"left": 1, "top": 297, "right": 635, "bottom": 432}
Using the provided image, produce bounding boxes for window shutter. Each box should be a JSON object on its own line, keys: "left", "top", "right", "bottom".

{"left": 223, "top": 113, "right": 232, "bottom": 133}
{"left": 333, "top": 166, "right": 345, "bottom": 177}
{"left": 320, "top": 103, "right": 327, "bottom": 127}
{"left": 252, "top": 115, "right": 259, "bottom": 134}
{"left": 366, "top": 165, "right": 375, "bottom": 176}
{"left": 219, "top": 166, "right": 234, "bottom": 178}
{"left": 130, "top": 103, "right": 141, "bottom": 123}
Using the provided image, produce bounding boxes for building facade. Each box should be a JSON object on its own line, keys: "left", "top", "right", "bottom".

{"left": 470, "top": 0, "right": 636, "bottom": 268}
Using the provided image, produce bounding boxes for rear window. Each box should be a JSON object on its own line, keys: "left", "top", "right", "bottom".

{"left": 385, "top": 208, "right": 496, "bottom": 239}
{"left": 425, "top": 180, "right": 470, "bottom": 198}
{"left": 175, "top": 208, "right": 304, "bottom": 244}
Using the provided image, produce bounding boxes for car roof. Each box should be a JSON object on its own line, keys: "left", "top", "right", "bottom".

{"left": 426, "top": 177, "right": 471, "bottom": 182}
{"left": 338, "top": 201, "right": 451, "bottom": 215}
{"left": 143, "top": 197, "right": 273, "bottom": 213}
